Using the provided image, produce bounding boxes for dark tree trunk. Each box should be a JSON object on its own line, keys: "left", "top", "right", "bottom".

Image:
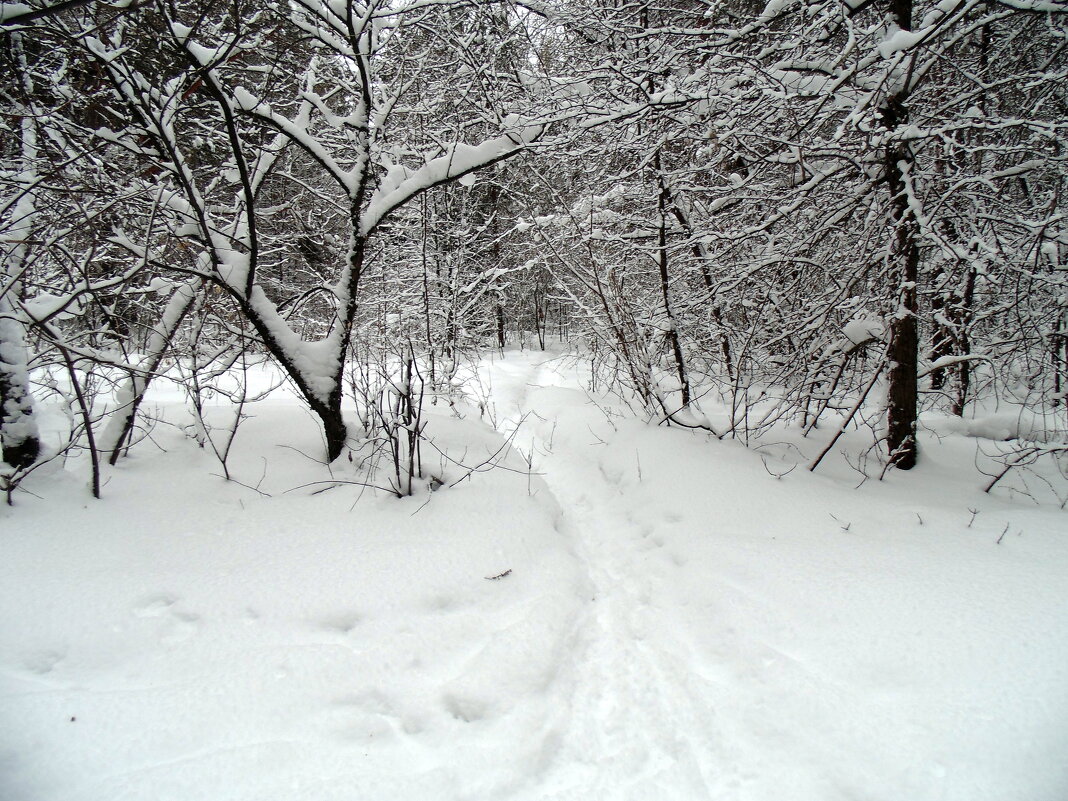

{"left": 666, "top": 187, "right": 734, "bottom": 381}
{"left": 536, "top": 305, "right": 546, "bottom": 350}
{"left": 886, "top": 293, "right": 919, "bottom": 469}
{"left": 883, "top": 0, "right": 920, "bottom": 470}
{"left": 928, "top": 273, "right": 952, "bottom": 392}
{"left": 884, "top": 125, "right": 920, "bottom": 470}
{"left": 655, "top": 154, "right": 691, "bottom": 407}
{"left": 951, "top": 265, "right": 976, "bottom": 417}
{"left": 319, "top": 402, "right": 348, "bottom": 463}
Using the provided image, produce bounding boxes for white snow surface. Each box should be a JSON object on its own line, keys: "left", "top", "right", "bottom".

{"left": 2, "top": 350, "right": 1067, "bottom": 801}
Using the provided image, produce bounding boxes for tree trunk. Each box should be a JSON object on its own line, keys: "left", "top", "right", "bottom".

{"left": 884, "top": 143, "right": 920, "bottom": 469}
{"left": 951, "top": 265, "right": 976, "bottom": 417}
{"left": 665, "top": 185, "right": 733, "bottom": 382}
{"left": 927, "top": 272, "right": 951, "bottom": 392}
{"left": 882, "top": 0, "right": 920, "bottom": 470}
{"left": 2, "top": 48, "right": 42, "bottom": 471}
{"left": 319, "top": 402, "right": 348, "bottom": 463}
{"left": 102, "top": 281, "right": 199, "bottom": 464}
{"left": 655, "top": 154, "right": 691, "bottom": 407}
{"left": 0, "top": 310, "right": 41, "bottom": 470}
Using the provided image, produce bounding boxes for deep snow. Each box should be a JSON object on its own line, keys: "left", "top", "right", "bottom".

{"left": 2, "top": 349, "right": 1066, "bottom": 801}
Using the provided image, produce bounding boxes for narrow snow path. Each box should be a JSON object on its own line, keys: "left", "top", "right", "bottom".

{"left": 485, "top": 352, "right": 736, "bottom": 799}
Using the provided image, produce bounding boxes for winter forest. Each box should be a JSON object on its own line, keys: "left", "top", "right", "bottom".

{"left": 2, "top": 0, "right": 1067, "bottom": 798}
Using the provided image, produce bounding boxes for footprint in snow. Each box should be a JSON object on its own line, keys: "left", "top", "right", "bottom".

{"left": 638, "top": 531, "right": 667, "bottom": 553}
{"left": 442, "top": 692, "right": 489, "bottom": 723}
{"left": 316, "top": 612, "right": 363, "bottom": 635}
{"left": 23, "top": 649, "right": 65, "bottom": 676}
{"left": 322, "top": 691, "right": 406, "bottom": 743}
{"left": 422, "top": 594, "right": 469, "bottom": 614}
{"left": 132, "top": 593, "right": 200, "bottom": 644}
{"left": 132, "top": 593, "right": 179, "bottom": 618}
{"left": 667, "top": 551, "right": 689, "bottom": 568}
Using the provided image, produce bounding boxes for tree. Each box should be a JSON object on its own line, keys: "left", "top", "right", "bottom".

{"left": 48, "top": 0, "right": 552, "bottom": 461}
{"left": 2, "top": 30, "right": 47, "bottom": 470}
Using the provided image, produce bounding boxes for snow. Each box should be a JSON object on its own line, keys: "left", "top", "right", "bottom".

{"left": 842, "top": 316, "right": 884, "bottom": 344}
{"left": 245, "top": 286, "right": 340, "bottom": 405}
{"left": 990, "top": 0, "right": 1068, "bottom": 10}
{"left": 0, "top": 310, "right": 39, "bottom": 451}
{"left": 2, "top": 351, "right": 1068, "bottom": 800}
{"left": 360, "top": 123, "right": 544, "bottom": 236}
{"left": 0, "top": 3, "right": 31, "bottom": 25}
{"left": 932, "top": 410, "right": 1058, "bottom": 443}
{"left": 756, "top": 0, "right": 791, "bottom": 23}
{"left": 22, "top": 291, "right": 85, "bottom": 321}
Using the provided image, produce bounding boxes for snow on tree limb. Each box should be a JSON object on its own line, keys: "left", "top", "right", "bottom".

{"left": 360, "top": 122, "right": 546, "bottom": 236}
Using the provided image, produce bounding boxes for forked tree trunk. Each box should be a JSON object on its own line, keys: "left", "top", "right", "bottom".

{"left": 103, "top": 281, "right": 199, "bottom": 464}
{"left": 664, "top": 183, "right": 734, "bottom": 382}
{"left": 654, "top": 154, "right": 691, "bottom": 407}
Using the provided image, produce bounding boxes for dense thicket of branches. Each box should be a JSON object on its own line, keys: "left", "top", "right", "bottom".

{"left": 2, "top": 0, "right": 1065, "bottom": 499}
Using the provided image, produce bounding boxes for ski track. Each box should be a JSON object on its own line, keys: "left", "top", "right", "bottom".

{"left": 491, "top": 354, "right": 734, "bottom": 800}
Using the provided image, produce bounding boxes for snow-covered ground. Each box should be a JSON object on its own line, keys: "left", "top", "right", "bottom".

{"left": 2, "top": 350, "right": 1066, "bottom": 801}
